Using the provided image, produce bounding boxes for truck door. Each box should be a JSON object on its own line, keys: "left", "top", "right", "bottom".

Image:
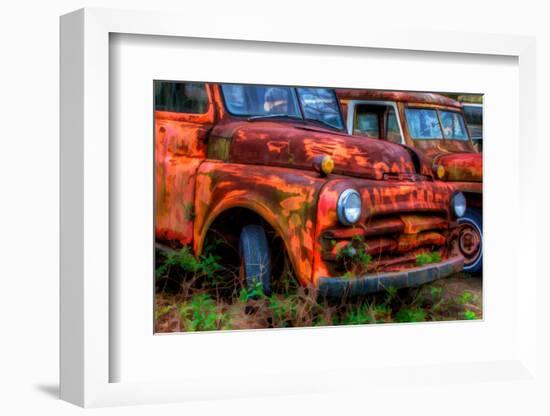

{"left": 354, "top": 103, "right": 403, "bottom": 144}
{"left": 154, "top": 81, "right": 215, "bottom": 246}
{"left": 353, "top": 104, "right": 382, "bottom": 138}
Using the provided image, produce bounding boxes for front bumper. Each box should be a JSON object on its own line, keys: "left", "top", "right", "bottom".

{"left": 318, "top": 255, "right": 464, "bottom": 297}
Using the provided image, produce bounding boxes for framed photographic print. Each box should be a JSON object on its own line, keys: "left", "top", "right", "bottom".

{"left": 60, "top": 7, "right": 541, "bottom": 409}
{"left": 152, "top": 80, "right": 482, "bottom": 334}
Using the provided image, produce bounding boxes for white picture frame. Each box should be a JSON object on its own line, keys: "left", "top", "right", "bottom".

{"left": 60, "top": 7, "right": 541, "bottom": 408}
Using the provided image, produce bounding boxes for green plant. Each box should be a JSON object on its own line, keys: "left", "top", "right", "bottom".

{"left": 199, "top": 253, "right": 223, "bottom": 280}
{"left": 342, "top": 271, "right": 355, "bottom": 280}
{"left": 156, "top": 246, "right": 198, "bottom": 279}
{"left": 201, "top": 237, "right": 223, "bottom": 256}
{"left": 415, "top": 251, "right": 442, "bottom": 267}
{"left": 430, "top": 286, "right": 443, "bottom": 299}
{"left": 458, "top": 291, "right": 475, "bottom": 305}
{"left": 313, "top": 315, "right": 329, "bottom": 327}
{"left": 155, "top": 305, "right": 173, "bottom": 320}
{"left": 341, "top": 302, "right": 373, "bottom": 325}
{"left": 179, "top": 293, "right": 230, "bottom": 331}
{"left": 268, "top": 295, "right": 299, "bottom": 327}
{"left": 155, "top": 245, "right": 222, "bottom": 281}
{"left": 394, "top": 307, "right": 426, "bottom": 323}
{"left": 371, "top": 304, "right": 392, "bottom": 323}
{"left": 238, "top": 281, "right": 267, "bottom": 301}
{"left": 462, "top": 310, "right": 477, "bottom": 320}
{"left": 336, "top": 234, "right": 372, "bottom": 275}
{"left": 384, "top": 285, "right": 399, "bottom": 303}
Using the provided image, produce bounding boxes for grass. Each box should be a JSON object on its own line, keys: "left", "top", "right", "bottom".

{"left": 155, "top": 246, "right": 482, "bottom": 333}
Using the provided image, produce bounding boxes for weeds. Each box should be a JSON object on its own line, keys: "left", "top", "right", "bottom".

{"left": 155, "top": 246, "right": 199, "bottom": 279}
{"left": 384, "top": 286, "right": 399, "bottom": 304}
{"left": 458, "top": 291, "right": 475, "bottom": 305}
{"left": 341, "top": 303, "right": 373, "bottom": 325}
{"left": 415, "top": 251, "right": 442, "bottom": 267}
{"left": 268, "top": 295, "right": 300, "bottom": 327}
{"left": 155, "top": 245, "right": 482, "bottom": 332}
{"left": 430, "top": 286, "right": 443, "bottom": 300}
{"left": 462, "top": 310, "right": 477, "bottom": 320}
{"left": 394, "top": 308, "right": 426, "bottom": 323}
{"left": 336, "top": 234, "right": 372, "bottom": 276}
{"left": 239, "top": 282, "right": 266, "bottom": 302}
{"left": 179, "top": 293, "right": 231, "bottom": 331}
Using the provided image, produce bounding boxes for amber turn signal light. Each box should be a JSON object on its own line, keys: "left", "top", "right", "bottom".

{"left": 434, "top": 164, "right": 446, "bottom": 179}
{"left": 313, "top": 155, "right": 334, "bottom": 176}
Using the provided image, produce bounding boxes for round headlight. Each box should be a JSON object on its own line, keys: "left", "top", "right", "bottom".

{"left": 337, "top": 189, "right": 362, "bottom": 226}
{"left": 451, "top": 192, "right": 467, "bottom": 218}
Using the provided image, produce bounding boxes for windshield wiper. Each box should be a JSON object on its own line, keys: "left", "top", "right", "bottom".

{"left": 247, "top": 114, "right": 303, "bottom": 122}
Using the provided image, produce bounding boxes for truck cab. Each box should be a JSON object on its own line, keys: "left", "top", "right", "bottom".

{"left": 155, "top": 82, "right": 466, "bottom": 297}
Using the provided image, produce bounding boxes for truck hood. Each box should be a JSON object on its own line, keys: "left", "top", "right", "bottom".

{"left": 217, "top": 121, "right": 418, "bottom": 180}
{"left": 434, "top": 152, "right": 483, "bottom": 182}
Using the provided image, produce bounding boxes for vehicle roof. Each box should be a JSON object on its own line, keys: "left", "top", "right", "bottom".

{"left": 336, "top": 89, "right": 462, "bottom": 108}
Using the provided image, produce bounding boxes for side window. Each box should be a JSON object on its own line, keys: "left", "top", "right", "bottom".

{"left": 154, "top": 81, "right": 208, "bottom": 114}
{"left": 354, "top": 112, "right": 380, "bottom": 138}
{"left": 385, "top": 107, "right": 402, "bottom": 144}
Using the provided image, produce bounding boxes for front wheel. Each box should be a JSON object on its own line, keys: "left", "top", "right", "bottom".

{"left": 457, "top": 208, "right": 483, "bottom": 274}
{"left": 239, "top": 225, "right": 272, "bottom": 296}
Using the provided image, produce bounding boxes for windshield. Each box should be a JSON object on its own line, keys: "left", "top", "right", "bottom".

{"left": 440, "top": 110, "right": 468, "bottom": 140}
{"left": 405, "top": 108, "right": 443, "bottom": 139}
{"left": 220, "top": 84, "right": 344, "bottom": 130}
{"left": 405, "top": 108, "right": 469, "bottom": 141}
{"left": 296, "top": 87, "right": 344, "bottom": 130}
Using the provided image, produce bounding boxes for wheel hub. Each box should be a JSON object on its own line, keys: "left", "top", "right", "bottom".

{"left": 458, "top": 223, "right": 481, "bottom": 263}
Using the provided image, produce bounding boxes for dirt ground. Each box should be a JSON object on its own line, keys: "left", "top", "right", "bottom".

{"left": 155, "top": 271, "right": 483, "bottom": 332}
{"left": 432, "top": 273, "right": 482, "bottom": 301}
{"left": 417, "top": 272, "right": 483, "bottom": 318}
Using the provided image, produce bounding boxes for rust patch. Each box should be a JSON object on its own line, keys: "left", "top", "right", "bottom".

{"left": 400, "top": 214, "right": 449, "bottom": 234}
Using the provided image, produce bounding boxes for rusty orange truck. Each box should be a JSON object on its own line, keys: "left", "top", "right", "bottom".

{"left": 337, "top": 90, "right": 483, "bottom": 274}
{"left": 155, "top": 82, "right": 466, "bottom": 297}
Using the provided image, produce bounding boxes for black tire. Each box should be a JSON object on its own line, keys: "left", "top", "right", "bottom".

{"left": 457, "top": 208, "right": 483, "bottom": 274}
{"left": 239, "top": 225, "right": 272, "bottom": 296}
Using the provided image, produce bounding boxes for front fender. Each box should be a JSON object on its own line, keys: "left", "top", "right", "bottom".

{"left": 193, "top": 161, "right": 326, "bottom": 286}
